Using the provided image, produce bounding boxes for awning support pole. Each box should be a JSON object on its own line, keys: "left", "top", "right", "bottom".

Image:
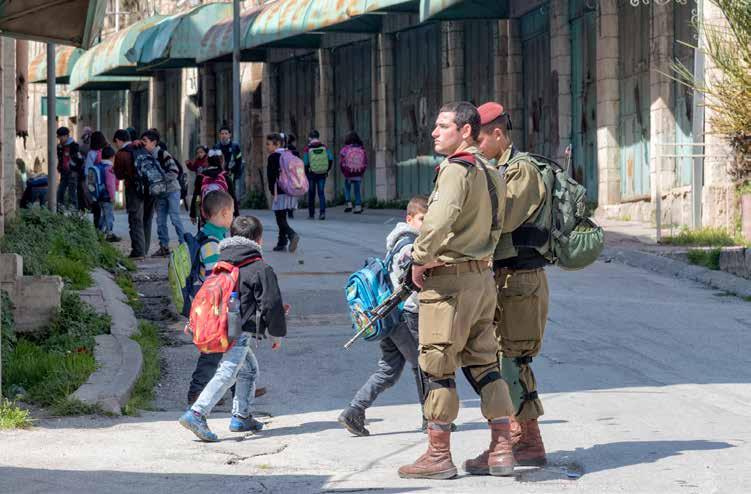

{"left": 47, "top": 43, "right": 57, "bottom": 212}
{"left": 232, "top": 0, "right": 241, "bottom": 150}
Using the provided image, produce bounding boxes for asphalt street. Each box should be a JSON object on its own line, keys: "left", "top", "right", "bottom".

{"left": 1, "top": 206, "right": 749, "bottom": 493}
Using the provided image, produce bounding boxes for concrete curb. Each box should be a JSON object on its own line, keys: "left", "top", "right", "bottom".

{"left": 603, "top": 247, "right": 751, "bottom": 299}
{"left": 72, "top": 269, "right": 143, "bottom": 415}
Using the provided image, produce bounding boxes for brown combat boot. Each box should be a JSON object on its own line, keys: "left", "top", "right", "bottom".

{"left": 398, "top": 425, "right": 457, "bottom": 479}
{"left": 463, "top": 420, "right": 515, "bottom": 476}
{"left": 513, "top": 419, "right": 547, "bottom": 466}
{"left": 510, "top": 416, "right": 522, "bottom": 445}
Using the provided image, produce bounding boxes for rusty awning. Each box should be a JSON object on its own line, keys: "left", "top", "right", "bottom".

{"left": 243, "top": 0, "right": 416, "bottom": 50}
{"left": 128, "top": 3, "right": 234, "bottom": 70}
{"left": 197, "top": 5, "right": 267, "bottom": 64}
{"left": 419, "top": 0, "right": 509, "bottom": 22}
{"left": 0, "top": 0, "right": 106, "bottom": 48}
{"left": 29, "top": 46, "right": 84, "bottom": 84}
{"left": 69, "top": 16, "right": 168, "bottom": 91}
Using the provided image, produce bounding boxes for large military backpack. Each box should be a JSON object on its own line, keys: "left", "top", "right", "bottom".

{"left": 507, "top": 152, "right": 604, "bottom": 270}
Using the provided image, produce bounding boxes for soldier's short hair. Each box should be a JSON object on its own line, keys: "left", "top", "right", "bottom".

{"left": 481, "top": 115, "right": 512, "bottom": 137}
{"left": 202, "top": 190, "right": 234, "bottom": 219}
{"left": 231, "top": 215, "right": 264, "bottom": 242}
{"left": 407, "top": 195, "right": 428, "bottom": 216}
{"left": 440, "top": 101, "right": 481, "bottom": 140}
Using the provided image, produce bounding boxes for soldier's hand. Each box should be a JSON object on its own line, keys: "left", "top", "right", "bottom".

{"left": 412, "top": 264, "right": 428, "bottom": 289}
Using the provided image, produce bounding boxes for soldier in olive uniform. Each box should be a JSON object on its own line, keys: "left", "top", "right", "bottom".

{"left": 398, "top": 102, "right": 517, "bottom": 480}
{"left": 475, "top": 102, "right": 550, "bottom": 466}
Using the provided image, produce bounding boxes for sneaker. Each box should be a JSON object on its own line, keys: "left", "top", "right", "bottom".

{"left": 344, "top": 202, "right": 353, "bottom": 213}
{"left": 353, "top": 205, "right": 363, "bottom": 214}
{"left": 272, "top": 245, "right": 286, "bottom": 252}
{"left": 308, "top": 215, "right": 315, "bottom": 220}
{"left": 152, "top": 246, "right": 171, "bottom": 257}
{"left": 338, "top": 406, "right": 369, "bottom": 436}
{"left": 288, "top": 234, "right": 300, "bottom": 253}
{"left": 288, "top": 209, "right": 294, "bottom": 219}
{"left": 229, "top": 415, "right": 264, "bottom": 432}
{"left": 319, "top": 213, "right": 326, "bottom": 221}
{"left": 106, "top": 233, "right": 122, "bottom": 243}
{"left": 179, "top": 410, "right": 218, "bottom": 442}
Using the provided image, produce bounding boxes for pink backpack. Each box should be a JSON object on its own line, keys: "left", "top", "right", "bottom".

{"left": 200, "top": 170, "right": 229, "bottom": 198}
{"left": 277, "top": 150, "right": 309, "bottom": 196}
{"left": 342, "top": 145, "right": 367, "bottom": 176}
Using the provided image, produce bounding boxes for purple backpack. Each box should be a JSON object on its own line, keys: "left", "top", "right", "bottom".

{"left": 277, "top": 150, "right": 309, "bottom": 196}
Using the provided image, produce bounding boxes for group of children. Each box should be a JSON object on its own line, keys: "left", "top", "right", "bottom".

{"left": 176, "top": 192, "right": 434, "bottom": 443}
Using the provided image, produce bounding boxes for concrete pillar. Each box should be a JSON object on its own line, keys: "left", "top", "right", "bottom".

{"left": 200, "top": 64, "right": 217, "bottom": 146}
{"left": 701, "top": 1, "right": 736, "bottom": 228}
{"left": 373, "top": 33, "right": 397, "bottom": 200}
{"left": 650, "top": 4, "right": 676, "bottom": 222}
{"left": 1, "top": 38, "right": 16, "bottom": 226}
{"left": 505, "top": 19, "right": 524, "bottom": 147}
{"left": 260, "top": 62, "right": 277, "bottom": 203}
{"left": 149, "top": 72, "right": 166, "bottom": 134}
{"left": 316, "top": 49, "right": 336, "bottom": 200}
{"left": 495, "top": 20, "right": 509, "bottom": 105}
{"left": 595, "top": 0, "right": 621, "bottom": 206}
{"left": 441, "top": 21, "right": 465, "bottom": 103}
{"left": 0, "top": 36, "right": 5, "bottom": 239}
{"left": 550, "top": 0, "right": 572, "bottom": 164}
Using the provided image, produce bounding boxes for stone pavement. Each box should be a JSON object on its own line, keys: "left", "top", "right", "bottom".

{"left": 1, "top": 206, "right": 750, "bottom": 493}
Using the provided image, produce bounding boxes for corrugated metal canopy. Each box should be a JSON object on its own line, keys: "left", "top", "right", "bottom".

{"left": 69, "top": 16, "right": 168, "bottom": 91}
{"left": 244, "top": 0, "right": 415, "bottom": 50}
{"left": 0, "top": 0, "right": 106, "bottom": 48}
{"left": 72, "top": 75, "right": 151, "bottom": 91}
{"left": 197, "top": 5, "right": 266, "bottom": 63}
{"left": 128, "top": 3, "right": 233, "bottom": 70}
{"left": 419, "top": 0, "right": 510, "bottom": 22}
{"left": 29, "top": 46, "right": 84, "bottom": 84}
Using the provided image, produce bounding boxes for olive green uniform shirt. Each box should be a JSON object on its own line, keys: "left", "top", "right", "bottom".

{"left": 412, "top": 146, "right": 506, "bottom": 266}
{"left": 495, "top": 146, "right": 545, "bottom": 234}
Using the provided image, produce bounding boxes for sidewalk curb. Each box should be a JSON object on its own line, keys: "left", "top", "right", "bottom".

{"left": 603, "top": 247, "right": 751, "bottom": 299}
{"left": 72, "top": 269, "right": 143, "bottom": 415}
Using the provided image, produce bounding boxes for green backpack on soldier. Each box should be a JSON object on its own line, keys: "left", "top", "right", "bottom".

{"left": 500, "top": 152, "right": 604, "bottom": 270}
{"left": 308, "top": 147, "right": 330, "bottom": 175}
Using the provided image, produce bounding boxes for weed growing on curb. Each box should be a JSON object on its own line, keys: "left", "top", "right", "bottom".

{"left": 115, "top": 272, "right": 142, "bottom": 311}
{"left": 686, "top": 248, "right": 722, "bottom": 270}
{"left": 0, "top": 399, "right": 31, "bottom": 429}
{"left": 124, "top": 321, "right": 162, "bottom": 416}
{"left": 662, "top": 227, "right": 746, "bottom": 247}
{"left": 51, "top": 398, "right": 113, "bottom": 417}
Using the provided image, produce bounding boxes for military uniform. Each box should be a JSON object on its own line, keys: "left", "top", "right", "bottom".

{"left": 399, "top": 145, "right": 517, "bottom": 479}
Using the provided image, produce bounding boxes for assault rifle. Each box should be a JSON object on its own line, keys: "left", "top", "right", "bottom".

{"left": 343, "top": 262, "right": 417, "bottom": 349}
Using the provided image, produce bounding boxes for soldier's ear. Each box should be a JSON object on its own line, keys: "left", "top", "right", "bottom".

{"left": 460, "top": 123, "right": 473, "bottom": 140}
{"left": 494, "top": 128, "right": 504, "bottom": 141}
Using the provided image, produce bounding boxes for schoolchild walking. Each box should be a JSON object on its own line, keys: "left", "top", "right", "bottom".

{"left": 338, "top": 196, "right": 431, "bottom": 436}
{"left": 266, "top": 133, "right": 301, "bottom": 253}
{"left": 340, "top": 131, "right": 368, "bottom": 214}
{"left": 179, "top": 215, "right": 288, "bottom": 442}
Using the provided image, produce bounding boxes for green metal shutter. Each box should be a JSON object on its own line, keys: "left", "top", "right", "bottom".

{"left": 463, "top": 19, "right": 496, "bottom": 106}
{"left": 674, "top": 2, "right": 695, "bottom": 187}
{"left": 521, "top": 5, "right": 552, "bottom": 157}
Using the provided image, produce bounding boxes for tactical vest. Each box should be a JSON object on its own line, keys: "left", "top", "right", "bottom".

{"left": 495, "top": 153, "right": 555, "bottom": 264}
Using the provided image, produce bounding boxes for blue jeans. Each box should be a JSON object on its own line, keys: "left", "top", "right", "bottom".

{"left": 308, "top": 175, "right": 326, "bottom": 216}
{"left": 57, "top": 171, "right": 78, "bottom": 211}
{"left": 98, "top": 201, "right": 114, "bottom": 234}
{"left": 344, "top": 178, "right": 362, "bottom": 206}
{"left": 191, "top": 333, "right": 259, "bottom": 418}
{"left": 156, "top": 191, "right": 185, "bottom": 247}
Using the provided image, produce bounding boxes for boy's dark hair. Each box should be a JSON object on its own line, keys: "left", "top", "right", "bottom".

{"left": 308, "top": 129, "right": 320, "bottom": 140}
{"left": 344, "top": 131, "right": 363, "bottom": 147}
{"left": 439, "top": 101, "right": 481, "bottom": 141}
{"left": 141, "top": 129, "right": 160, "bottom": 143}
{"left": 126, "top": 127, "right": 138, "bottom": 141}
{"left": 113, "top": 129, "right": 130, "bottom": 143}
{"left": 90, "top": 131, "right": 108, "bottom": 151}
{"left": 219, "top": 126, "right": 231, "bottom": 134}
{"left": 202, "top": 190, "right": 234, "bottom": 219}
{"left": 56, "top": 127, "right": 70, "bottom": 137}
{"left": 231, "top": 216, "right": 263, "bottom": 242}
{"left": 101, "top": 146, "right": 116, "bottom": 161}
{"left": 407, "top": 195, "right": 428, "bottom": 217}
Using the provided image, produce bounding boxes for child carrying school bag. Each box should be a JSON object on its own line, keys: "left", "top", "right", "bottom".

{"left": 277, "top": 150, "right": 309, "bottom": 196}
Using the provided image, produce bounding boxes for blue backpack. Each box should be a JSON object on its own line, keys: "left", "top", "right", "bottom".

{"left": 84, "top": 160, "right": 110, "bottom": 204}
{"left": 344, "top": 234, "right": 415, "bottom": 342}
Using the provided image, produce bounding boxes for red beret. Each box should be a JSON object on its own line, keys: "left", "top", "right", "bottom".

{"left": 478, "top": 102, "right": 505, "bottom": 126}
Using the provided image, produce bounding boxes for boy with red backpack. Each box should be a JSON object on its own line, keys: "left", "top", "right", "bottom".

{"left": 189, "top": 148, "right": 238, "bottom": 229}
{"left": 179, "top": 215, "right": 287, "bottom": 442}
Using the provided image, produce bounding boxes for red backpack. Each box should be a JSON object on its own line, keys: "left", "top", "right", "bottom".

{"left": 200, "top": 170, "right": 230, "bottom": 199}
{"left": 185, "top": 258, "right": 259, "bottom": 353}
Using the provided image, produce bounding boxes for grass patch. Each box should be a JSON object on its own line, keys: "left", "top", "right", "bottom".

{"left": 115, "top": 272, "right": 142, "bottom": 311}
{"left": 123, "top": 321, "right": 162, "bottom": 416}
{"left": 662, "top": 227, "right": 745, "bottom": 247}
{"left": 0, "top": 399, "right": 32, "bottom": 429}
{"left": 687, "top": 248, "right": 722, "bottom": 270}
{"left": 51, "top": 398, "right": 112, "bottom": 417}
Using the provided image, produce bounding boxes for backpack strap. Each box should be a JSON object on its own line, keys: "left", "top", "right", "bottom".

{"left": 449, "top": 154, "right": 501, "bottom": 233}
{"left": 385, "top": 233, "right": 417, "bottom": 271}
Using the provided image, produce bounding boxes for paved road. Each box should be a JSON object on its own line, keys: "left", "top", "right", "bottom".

{"left": 1, "top": 207, "right": 750, "bottom": 493}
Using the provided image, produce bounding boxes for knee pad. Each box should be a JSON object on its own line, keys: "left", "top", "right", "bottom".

{"left": 462, "top": 363, "right": 514, "bottom": 420}
{"left": 501, "top": 356, "right": 540, "bottom": 417}
{"left": 422, "top": 374, "right": 459, "bottom": 423}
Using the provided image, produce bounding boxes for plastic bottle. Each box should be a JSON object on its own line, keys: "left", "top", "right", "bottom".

{"left": 227, "top": 291, "right": 242, "bottom": 342}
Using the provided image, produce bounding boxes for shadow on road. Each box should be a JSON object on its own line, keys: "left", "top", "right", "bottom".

{"left": 0, "top": 467, "right": 429, "bottom": 494}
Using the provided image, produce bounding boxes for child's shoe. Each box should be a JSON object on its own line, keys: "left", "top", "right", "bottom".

{"left": 344, "top": 202, "right": 353, "bottom": 212}
{"left": 338, "top": 406, "right": 369, "bottom": 436}
{"left": 179, "top": 410, "right": 219, "bottom": 442}
{"left": 229, "top": 415, "right": 264, "bottom": 432}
